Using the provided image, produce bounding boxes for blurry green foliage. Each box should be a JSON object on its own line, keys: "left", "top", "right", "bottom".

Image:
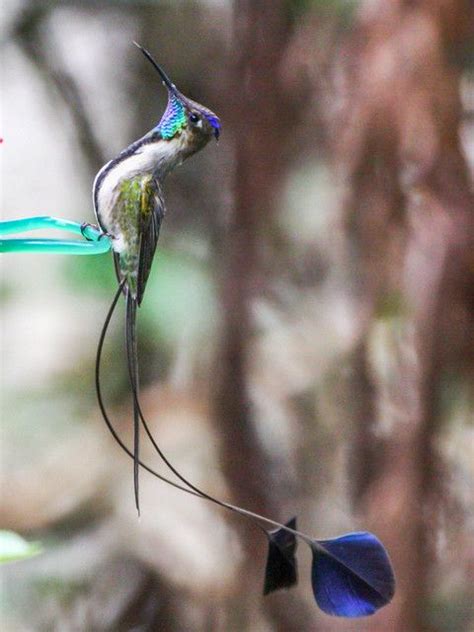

{"left": 0, "top": 531, "right": 42, "bottom": 564}
{"left": 2, "top": 391, "right": 84, "bottom": 466}
{"left": 59, "top": 246, "right": 217, "bottom": 402}
{"left": 439, "top": 373, "right": 474, "bottom": 425}
{"left": 0, "top": 279, "right": 15, "bottom": 305}
{"left": 288, "top": 0, "right": 357, "bottom": 20}
{"left": 141, "top": 248, "right": 218, "bottom": 346}
{"left": 374, "top": 291, "right": 407, "bottom": 320}
{"left": 63, "top": 247, "right": 218, "bottom": 353}
{"left": 62, "top": 252, "right": 117, "bottom": 295}
{"left": 35, "top": 577, "right": 88, "bottom": 607}
{"left": 429, "top": 590, "right": 474, "bottom": 632}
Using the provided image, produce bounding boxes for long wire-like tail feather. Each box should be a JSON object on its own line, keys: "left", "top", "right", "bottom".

{"left": 95, "top": 283, "right": 304, "bottom": 536}
{"left": 96, "top": 284, "right": 395, "bottom": 614}
{"left": 96, "top": 281, "right": 204, "bottom": 498}
{"left": 125, "top": 290, "right": 140, "bottom": 515}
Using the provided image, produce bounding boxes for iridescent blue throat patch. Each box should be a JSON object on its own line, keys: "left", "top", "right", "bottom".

{"left": 157, "top": 93, "right": 186, "bottom": 140}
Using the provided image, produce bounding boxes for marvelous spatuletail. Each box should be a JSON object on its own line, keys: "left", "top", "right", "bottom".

{"left": 93, "top": 43, "right": 395, "bottom": 617}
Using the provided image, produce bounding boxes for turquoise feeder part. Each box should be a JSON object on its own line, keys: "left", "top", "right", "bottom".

{"left": 0, "top": 216, "right": 112, "bottom": 255}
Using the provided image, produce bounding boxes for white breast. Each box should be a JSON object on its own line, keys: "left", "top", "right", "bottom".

{"left": 95, "top": 144, "right": 159, "bottom": 218}
{"left": 96, "top": 137, "right": 184, "bottom": 217}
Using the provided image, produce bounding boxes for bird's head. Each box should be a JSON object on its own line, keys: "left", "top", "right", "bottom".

{"left": 135, "top": 43, "right": 220, "bottom": 156}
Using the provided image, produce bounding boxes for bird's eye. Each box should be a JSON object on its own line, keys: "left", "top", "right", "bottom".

{"left": 189, "top": 112, "right": 200, "bottom": 124}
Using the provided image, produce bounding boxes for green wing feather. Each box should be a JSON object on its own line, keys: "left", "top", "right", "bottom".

{"left": 115, "top": 175, "right": 165, "bottom": 514}
{"left": 137, "top": 176, "right": 165, "bottom": 305}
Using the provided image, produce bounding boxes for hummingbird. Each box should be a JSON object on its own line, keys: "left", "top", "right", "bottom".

{"left": 92, "top": 44, "right": 395, "bottom": 616}
{"left": 92, "top": 43, "right": 220, "bottom": 514}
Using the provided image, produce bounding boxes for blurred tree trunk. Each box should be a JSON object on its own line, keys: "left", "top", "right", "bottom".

{"left": 216, "top": 0, "right": 293, "bottom": 516}
{"left": 13, "top": 2, "right": 107, "bottom": 177}
{"left": 330, "top": 1, "right": 474, "bottom": 630}
{"left": 212, "top": 1, "right": 315, "bottom": 629}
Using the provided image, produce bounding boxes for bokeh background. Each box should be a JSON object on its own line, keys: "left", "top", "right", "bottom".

{"left": 1, "top": 1, "right": 473, "bottom": 630}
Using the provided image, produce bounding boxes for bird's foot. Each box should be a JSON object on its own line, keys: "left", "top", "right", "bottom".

{"left": 98, "top": 231, "right": 114, "bottom": 241}
{"left": 80, "top": 222, "right": 113, "bottom": 242}
{"left": 80, "top": 222, "right": 99, "bottom": 241}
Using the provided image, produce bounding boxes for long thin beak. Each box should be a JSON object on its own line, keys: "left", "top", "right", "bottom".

{"left": 133, "top": 42, "right": 177, "bottom": 94}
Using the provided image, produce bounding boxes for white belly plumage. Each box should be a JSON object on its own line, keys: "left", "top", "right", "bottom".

{"left": 93, "top": 136, "right": 183, "bottom": 253}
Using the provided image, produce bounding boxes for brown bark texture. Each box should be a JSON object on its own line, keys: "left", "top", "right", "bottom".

{"left": 329, "top": 1, "right": 474, "bottom": 631}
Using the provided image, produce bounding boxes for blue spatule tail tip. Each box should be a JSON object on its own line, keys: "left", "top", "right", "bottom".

{"left": 310, "top": 531, "right": 395, "bottom": 617}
